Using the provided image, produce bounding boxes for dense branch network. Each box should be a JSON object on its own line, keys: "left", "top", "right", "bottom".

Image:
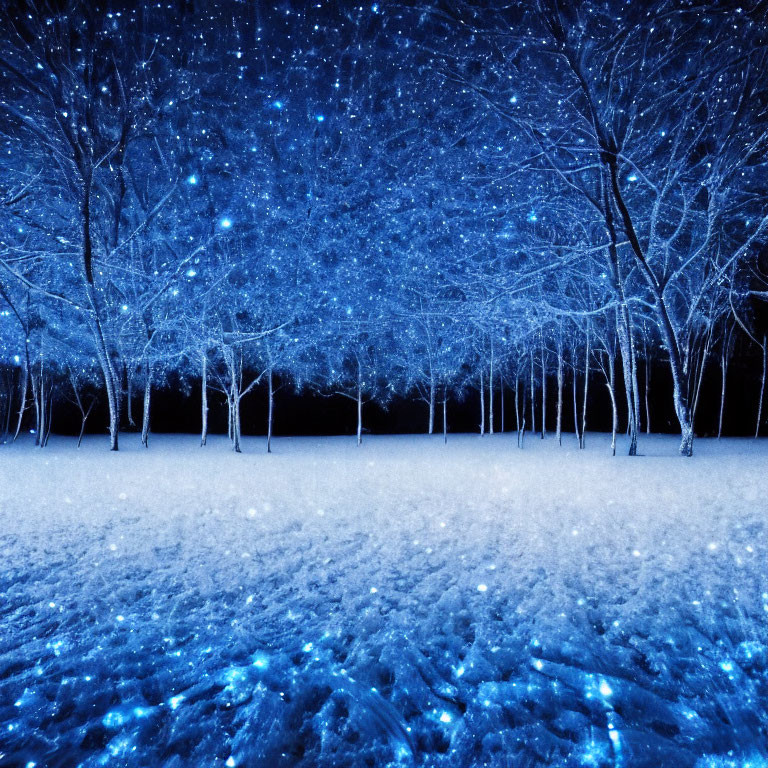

{"left": 0, "top": 0, "right": 767, "bottom": 454}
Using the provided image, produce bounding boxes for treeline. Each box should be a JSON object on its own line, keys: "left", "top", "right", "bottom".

{"left": 0, "top": 0, "right": 767, "bottom": 455}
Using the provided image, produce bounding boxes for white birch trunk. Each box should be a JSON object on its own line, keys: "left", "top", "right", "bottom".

{"left": 127, "top": 367, "right": 136, "bottom": 428}
{"left": 499, "top": 371, "right": 504, "bottom": 434}
{"left": 267, "top": 367, "right": 274, "bottom": 453}
{"left": 428, "top": 377, "right": 435, "bottom": 435}
{"left": 556, "top": 335, "right": 563, "bottom": 446}
{"left": 141, "top": 364, "right": 152, "bottom": 448}
{"left": 718, "top": 346, "right": 727, "bottom": 439}
{"left": 356, "top": 371, "right": 363, "bottom": 447}
{"left": 489, "top": 348, "right": 494, "bottom": 435}
{"left": 479, "top": 367, "right": 485, "bottom": 436}
{"left": 13, "top": 349, "right": 29, "bottom": 442}
{"left": 200, "top": 353, "right": 208, "bottom": 447}
{"left": 443, "top": 386, "right": 448, "bottom": 445}
{"left": 580, "top": 331, "right": 590, "bottom": 450}
{"left": 606, "top": 352, "right": 618, "bottom": 456}
{"left": 644, "top": 356, "right": 651, "bottom": 435}
{"left": 529, "top": 351, "right": 536, "bottom": 436}
{"left": 514, "top": 372, "right": 520, "bottom": 435}
{"left": 572, "top": 359, "right": 580, "bottom": 445}
{"left": 756, "top": 337, "right": 766, "bottom": 439}
{"left": 540, "top": 335, "right": 546, "bottom": 439}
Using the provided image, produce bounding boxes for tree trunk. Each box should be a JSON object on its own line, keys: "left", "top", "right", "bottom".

{"left": 556, "top": 333, "right": 563, "bottom": 446}
{"left": 580, "top": 330, "right": 590, "bottom": 450}
{"left": 32, "top": 358, "right": 41, "bottom": 447}
{"left": 605, "top": 351, "right": 618, "bottom": 457}
{"left": 2, "top": 371, "right": 13, "bottom": 441}
{"left": 757, "top": 336, "right": 766, "bottom": 439}
{"left": 82, "top": 168, "right": 120, "bottom": 452}
{"left": 572, "top": 359, "right": 580, "bottom": 445}
{"left": 42, "top": 384, "right": 53, "bottom": 447}
{"left": 141, "top": 364, "right": 152, "bottom": 448}
{"left": 529, "top": 351, "right": 536, "bottom": 436}
{"left": 89, "top": 312, "right": 120, "bottom": 451}
{"left": 356, "top": 375, "right": 363, "bottom": 447}
{"left": 690, "top": 330, "right": 712, "bottom": 430}
{"left": 644, "top": 354, "right": 651, "bottom": 435}
{"left": 514, "top": 372, "right": 520, "bottom": 435}
{"left": 479, "top": 367, "right": 485, "bottom": 436}
{"left": 127, "top": 366, "right": 136, "bottom": 428}
{"left": 70, "top": 372, "right": 92, "bottom": 448}
{"left": 540, "top": 335, "right": 546, "bottom": 439}
{"left": 607, "top": 159, "right": 693, "bottom": 456}
{"left": 500, "top": 372, "right": 505, "bottom": 433}
{"left": 428, "top": 376, "right": 435, "bottom": 435}
{"left": 718, "top": 344, "right": 728, "bottom": 439}
{"left": 13, "top": 349, "right": 29, "bottom": 442}
{"left": 615, "top": 311, "right": 639, "bottom": 455}
{"left": 232, "top": 395, "right": 242, "bottom": 453}
{"left": 78, "top": 410, "right": 87, "bottom": 448}
{"left": 443, "top": 386, "right": 448, "bottom": 445}
{"left": 224, "top": 349, "right": 241, "bottom": 452}
{"left": 489, "top": 348, "right": 494, "bottom": 435}
{"left": 201, "top": 353, "right": 208, "bottom": 446}
{"left": 601, "top": 174, "right": 638, "bottom": 455}
{"left": 77, "top": 400, "right": 94, "bottom": 448}
{"left": 267, "top": 367, "right": 274, "bottom": 453}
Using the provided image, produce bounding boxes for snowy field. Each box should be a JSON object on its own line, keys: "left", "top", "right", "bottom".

{"left": 1, "top": 433, "right": 768, "bottom": 768}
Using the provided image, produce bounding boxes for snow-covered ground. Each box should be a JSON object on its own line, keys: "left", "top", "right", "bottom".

{"left": 1, "top": 433, "right": 767, "bottom": 768}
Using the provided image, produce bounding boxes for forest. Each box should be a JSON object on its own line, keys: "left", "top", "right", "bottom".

{"left": 0, "top": 0, "right": 767, "bottom": 458}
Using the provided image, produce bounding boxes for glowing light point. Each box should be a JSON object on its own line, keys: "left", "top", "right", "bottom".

{"left": 169, "top": 694, "right": 185, "bottom": 710}
{"left": 102, "top": 710, "right": 124, "bottom": 728}
{"left": 439, "top": 712, "right": 452, "bottom": 723}
{"left": 315, "top": 114, "right": 325, "bottom": 122}
{"left": 510, "top": 95, "right": 518, "bottom": 103}
{"left": 628, "top": 174, "right": 638, "bottom": 182}
{"left": 226, "top": 759, "right": 236, "bottom": 768}
{"left": 220, "top": 218, "right": 232, "bottom": 229}
{"left": 187, "top": 174, "right": 197, "bottom": 185}
{"left": 599, "top": 680, "right": 613, "bottom": 697}
{"left": 477, "top": 583, "right": 488, "bottom": 593}
{"left": 186, "top": 269, "right": 197, "bottom": 277}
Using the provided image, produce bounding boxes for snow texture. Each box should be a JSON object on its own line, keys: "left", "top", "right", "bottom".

{"left": 1, "top": 433, "right": 767, "bottom": 767}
